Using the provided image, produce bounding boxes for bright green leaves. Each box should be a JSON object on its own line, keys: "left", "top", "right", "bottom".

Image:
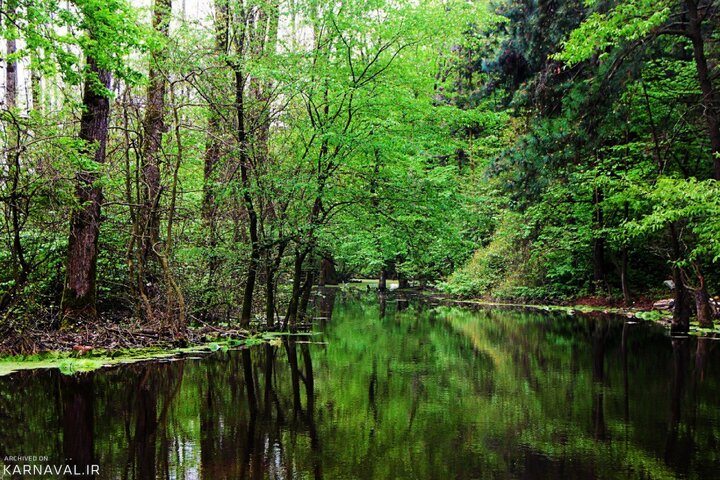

{"left": 626, "top": 177, "right": 720, "bottom": 263}
{"left": 4, "top": 0, "right": 146, "bottom": 91}
{"left": 555, "top": 0, "right": 674, "bottom": 66}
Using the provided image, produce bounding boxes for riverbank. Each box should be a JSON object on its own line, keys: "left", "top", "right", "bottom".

{"left": 423, "top": 291, "right": 720, "bottom": 336}
{"left": 0, "top": 326, "right": 299, "bottom": 377}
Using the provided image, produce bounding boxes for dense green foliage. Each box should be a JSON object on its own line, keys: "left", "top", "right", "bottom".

{"left": 442, "top": 0, "right": 720, "bottom": 320}
{"left": 1, "top": 0, "right": 719, "bottom": 333}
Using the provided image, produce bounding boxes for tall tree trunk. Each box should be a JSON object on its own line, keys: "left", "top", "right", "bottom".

{"left": 202, "top": 0, "right": 229, "bottom": 286}
{"left": 0, "top": 12, "right": 30, "bottom": 312}
{"left": 686, "top": 0, "right": 720, "bottom": 179}
{"left": 61, "top": 59, "right": 111, "bottom": 324}
{"left": 236, "top": 66, "right": 260, "bottom": 326}
{"left": 140, "top": 0, "right": 171, "bottom": 266}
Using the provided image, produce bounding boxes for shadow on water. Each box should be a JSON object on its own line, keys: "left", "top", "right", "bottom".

{"left": 0, "top": 292, "right": 719, "bottom": 479}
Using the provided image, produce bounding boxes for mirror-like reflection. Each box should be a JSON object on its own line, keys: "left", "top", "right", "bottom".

{"left": 1, "top": 292, "right": 719, "bottom": 479}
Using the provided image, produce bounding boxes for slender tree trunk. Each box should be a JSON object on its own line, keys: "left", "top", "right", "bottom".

{"left": 378, "top": 268, "right": 387, "bottom": 292}
{"left": 669, "top": 224, "right": 691, "bottom": 334}
{"left": 621, "top": 247, "right": 631, "bottom": 305}
{"left": 237, "top": 67, "right": 260, "bottom": 326}
{"left": 6, "top": 11, "right": 17, "bottom": 111}
{"left": 265, "top": 242, "right": 286, "bottom": 327}
{"left": 61, "top": 59, "right": 111, "bottom": 324}
{"left": 620, "top": 202, "right": 631, "bottom": 305}
{"left": 285, "top": 249, "right": 308, "bottom": 327}
{"left": 0, "top": 20, "right": 30, "bottom": 312}
{"left": 591, "top": 187, "right": 606, "bottom": 294}
{"left": 686, "top": 0, "right": 720, "bottom": 179}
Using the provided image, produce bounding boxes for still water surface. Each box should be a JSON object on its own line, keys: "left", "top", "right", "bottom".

{"left": 1, "top": 291, "right": 719, "bottom": 479}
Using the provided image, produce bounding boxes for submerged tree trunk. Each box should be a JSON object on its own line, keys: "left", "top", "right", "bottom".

{"left": 61, "top": 59, "right": 111, "bottom": 324}
{"left": 686, "top": 0, "right": 720, "bottom": 179}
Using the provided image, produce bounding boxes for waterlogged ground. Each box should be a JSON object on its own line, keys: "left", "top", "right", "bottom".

{"left": 1, "top": 291, "right": 719, "bottom": 479}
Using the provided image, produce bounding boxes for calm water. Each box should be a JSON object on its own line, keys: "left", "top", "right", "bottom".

{"left": 1, "top": 291, "right": 719, "bottom": 479}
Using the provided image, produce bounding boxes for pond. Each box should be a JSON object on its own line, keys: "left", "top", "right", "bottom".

{"left": 1, "top": 290, "right": 719, "bottom": 479}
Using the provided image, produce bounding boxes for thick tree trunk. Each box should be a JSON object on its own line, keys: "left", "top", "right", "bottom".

{"left": 140, "top": 0, "right": 171, "bottom": 264}
{"left": 686, "top": 0, "right": 720, "bottom": 179}
{"left": 61, "top": 59, "right": 111, "bottom": 324}
{"left": 318, "top": 256, "right": 337, "bottom": 286}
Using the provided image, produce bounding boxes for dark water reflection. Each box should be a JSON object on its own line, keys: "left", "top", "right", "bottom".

{"left": 1, "top": 292, "right": 720, "bottom": 479}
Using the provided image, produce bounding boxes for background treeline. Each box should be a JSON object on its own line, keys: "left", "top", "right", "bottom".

{"left": 1, "top": 0, "right": 718, "bottom": 335}
{"left": 442, "top": 0, "right": 720, "bottom": 333}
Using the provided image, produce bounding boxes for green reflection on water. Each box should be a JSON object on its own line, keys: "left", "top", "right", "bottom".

{"left": 0, "top": 292, "right": 719, "bottom": 479}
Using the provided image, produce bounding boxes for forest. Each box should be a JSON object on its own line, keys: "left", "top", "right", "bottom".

{"left": 1, "top": 0, "right": 719, "bottom": 350}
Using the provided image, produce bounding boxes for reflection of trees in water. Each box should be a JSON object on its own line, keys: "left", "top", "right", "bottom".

{"left": 62, "top": 373, "right": 95, "bottom": 480}
{"left": 120, "top": 362, "right": 185, "bottom": 480}
{"left": 591, "top": 317, "right": 608, "bottom": 442}
{"left": 2, "top": 299, "right": 720, "bottom": 479}
{"left": 196, "top": 339, "right": 321, "bottom": 479}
